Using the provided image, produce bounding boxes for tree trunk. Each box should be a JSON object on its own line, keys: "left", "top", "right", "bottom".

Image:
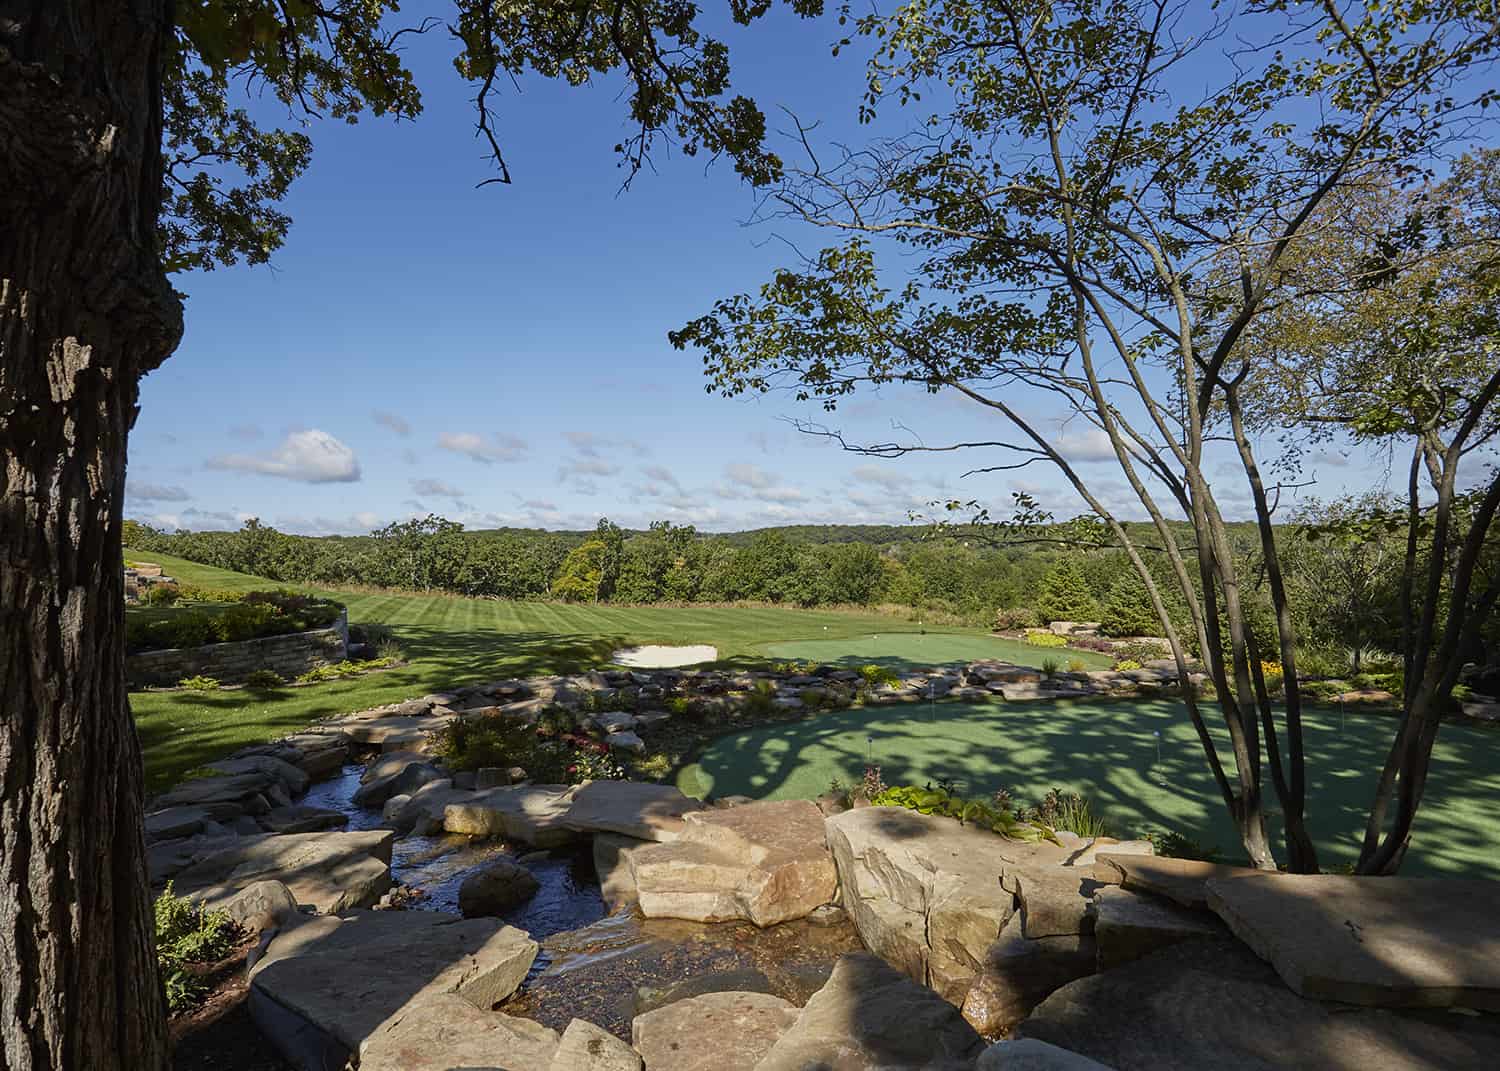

{"left": 1, "top": 1, "right": 181, "bottom": 1067}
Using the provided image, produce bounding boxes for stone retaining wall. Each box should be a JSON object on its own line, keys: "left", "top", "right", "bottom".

{"left": 127, "top": 609, "right": 347, "bottom": 688}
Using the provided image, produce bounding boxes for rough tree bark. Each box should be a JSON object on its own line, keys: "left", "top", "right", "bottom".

{"left": 1, "top": 1, "right": 181, "bottom": 1067}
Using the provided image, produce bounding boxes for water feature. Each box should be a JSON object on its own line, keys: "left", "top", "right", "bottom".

{"left": 301, "top": 759, "right": 864, "bottom": 1039}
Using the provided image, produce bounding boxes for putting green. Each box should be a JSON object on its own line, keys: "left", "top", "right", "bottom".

{"left": 760, "top": 631, "right": 1114, "bottom": 670}
{"left": 676, "top": 698, "right": 1500, "bottom": 879}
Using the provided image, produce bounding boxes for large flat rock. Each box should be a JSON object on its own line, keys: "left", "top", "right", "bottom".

{"left": 563, "top": 781, "right": 704, "bottom": 842}
{"left": 1090, "top": 887, "right": 1222, "bottom": 971}
{"left": 1017, "top": 938, "right": 1500, "bottom": 1070}
{"left": 357, "top": 995, "right": 560, "bottom": 1071}
{"left": 753, "top": 952, "right": 985, "bottom": 1071}
{"left": 250, "top": 911, "right": 538, "bottom": 1067}
{"left": 1093, "top": 853, "right": 1256, "bottom": 910}
{"left": 632, "top": 991, "right": 799, "bottom": 1071}
{"left": 171, "top": 830, "right": 394, "bottom": 914}
{"left": 1206, "top": 873, "right": 1500, "bottom": 1010}
{"left": 444, "top": 784, "right": 581, "bottom": 846}
{"left": 824, "top": 807, "right": 1022, "bottom": 999}
{"left": 632, "top": 800, "right": 837, "bottom": 928}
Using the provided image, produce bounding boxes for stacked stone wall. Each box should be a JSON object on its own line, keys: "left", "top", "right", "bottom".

{"left": 127, "top": 611, "right": 347, "bottom": 688}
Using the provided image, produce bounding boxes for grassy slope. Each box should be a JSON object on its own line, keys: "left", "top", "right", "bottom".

{"left": 128, "top": 550, "right": 999, "bottom": 792}
{"left": 677, "top": 697, "right": 1500, "bottom": 879}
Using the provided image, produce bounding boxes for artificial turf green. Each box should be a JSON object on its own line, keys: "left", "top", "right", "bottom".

{"left": 675, "top": 697, "right": 1500, "bottom": 878}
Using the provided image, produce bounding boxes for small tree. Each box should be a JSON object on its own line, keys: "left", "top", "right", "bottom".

{"left": 1037, "top": 559, "right": 1099, "bottom": 623}
{"left": 552, "top": 540, "right": 608, "bottom": 603}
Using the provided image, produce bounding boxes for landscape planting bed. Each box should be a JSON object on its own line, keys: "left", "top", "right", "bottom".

{"left": 760, "top": 631, "right": 1114, "bottom": 671}
{"left": 676, "top": 697, "right": 1500, "bottom": 880}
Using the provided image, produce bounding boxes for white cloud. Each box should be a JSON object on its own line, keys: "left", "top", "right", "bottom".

{"left": 559, "top": 457, "right": 621, "bottom": 480}
{"left": 565, "top": 430, "right": 647, "bottom": 458}
{"left": 374, "top": 410, "right": 412, "bottom": 437}
{"left": 438, "top": 431, "right": 528, "bottom": 464}
{"left": 719, "top": 462, "right": 808, "bottom": 504}
{"left": 1052, "top": 427, "right": 1118, "bottom": 464}
{"left": 275, "top": 512, "right": 383, "bottom": 536}
{"left": 411, "top": 477, "right": 465, "bottom": 499}
{"left": 127, "top": 480, "right": 191, "bottom": 502}
{"left": 851, "top": 465, "right": 914, "bottom": 490}
{"left": 641, "top": 464, "right": 682, "bottom": 489}
{"left": 207, "top": 429, "right": 362, "bottom": 483}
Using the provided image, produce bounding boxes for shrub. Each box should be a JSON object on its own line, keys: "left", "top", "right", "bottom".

{"left": 142, "top": 583, "right": 180, "bottom": 606}
{"left": 666, "top": 696, "right": 692, "bottom": 718}
{"left": 295, "top": 658, "right": 395, "bottom": 684}
{"left": 177, "top": 675, "right": 220, "bottom": 691}
{"left": 175, "top": 585, "right": 245, "bottom": 603}
{"left": 1113, "top": 640, "right": 1168, "bottom": 664}
{"left": 861, "top": 763, "right": 887, "bottom": 801}
{"left": 1145, "top": 829, "right": 1220, "bottom": 862}
{"left": 1041, "top": 657, "right": 1060, "bottom": 677}
{"left": 1023, "top": 630, "right": 1067, "bottom": 648}
{"left": 155, "top": 883, "right": 238, "bottom": 1015}
{"left": 1036, "top": 559, "right": 1099, "bottom": 623}
{"left": 741, "top": 679, "right": 777, "bottom": 718}
{"left": 374, "top": 638, "right": 404, "bottom": 662}
{"left": 1066, "top": 634, "right": 1115, "bottom": 653}
{"left": 1066, "top": 658, "right": 1088, "bottom": 673}
{"left": 1294, "top": 647, "right": 1348, "bottom": 679}
{"left": 993, "top": 607, "right": 1038, "bottom": 631}
{"left": 350, "top": 621, "right": 395, "bottom": 644}
{"left": 859, "top": 664, "right": 901, "bottom": 689}
{"left": 242, "top": 669, "right": 285, "bottom": 689}
{"left": 1301, "top": 678, "right": 1352, "bottom": 700}
{"left": 872, "top": 784, "right": 1057, "bottom": 843}
{"left": 1026, "top": 788, "right": 1109, "bottom": 838}
{"left": 1113, "top": 658, "right": 1142, "bottom": 671}
{"left": 146, "top": 613, "right": 214, "bottom": 650}
{"left": 633, "top": 752, "right": 674, "bottom": 781}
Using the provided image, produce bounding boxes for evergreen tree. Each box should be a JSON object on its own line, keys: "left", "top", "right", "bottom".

{"left": 1099, "top": 573, "right": 1162, "bottom": 637}
{"left": 1036, "top": 559, "right": 1099, "bottom": 623}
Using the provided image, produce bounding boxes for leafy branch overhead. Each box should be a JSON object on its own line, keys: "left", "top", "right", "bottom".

{"left": 164, "top": 0, "right": 826, "bottom": 272}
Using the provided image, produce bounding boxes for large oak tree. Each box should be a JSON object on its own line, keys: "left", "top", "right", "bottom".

{"left": 0, "top": 2, "right": 819, "bottom": 1066}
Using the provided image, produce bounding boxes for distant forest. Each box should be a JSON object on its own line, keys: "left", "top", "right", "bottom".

{"left": 123, "top": 513, "right": 1353, "bottom": 650}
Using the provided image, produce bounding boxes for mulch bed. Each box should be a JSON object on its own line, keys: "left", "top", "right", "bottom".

{"left": 170, "top": 937, "right": 290, "bottom": 1071}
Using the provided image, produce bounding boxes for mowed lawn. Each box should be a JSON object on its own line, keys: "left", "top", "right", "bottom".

{"left": 676, "top": 697, "right": 1500, "bottom": 879}
{"left": 127, "top": 550, "right": 1000, "bottom": 792}
{"left": 763, "top": 632, "right": 1114, "bottom": 671}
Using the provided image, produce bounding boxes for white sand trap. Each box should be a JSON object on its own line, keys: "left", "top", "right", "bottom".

{"left": 612, "top": 644, "right": 718, "bottom": 668}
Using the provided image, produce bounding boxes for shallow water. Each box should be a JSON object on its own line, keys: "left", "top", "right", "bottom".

{"left": 303, "top": 760, "right": 863, "bottom": 1036}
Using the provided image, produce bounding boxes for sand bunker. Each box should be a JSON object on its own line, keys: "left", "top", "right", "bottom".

{"left": 612, "top": 644, "right": 718, "bottom": 668}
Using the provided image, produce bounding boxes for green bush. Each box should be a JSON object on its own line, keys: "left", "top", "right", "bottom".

{"left": 375, "top": 638, "right": 404, "bottom": 662}
{"left": 1041, "top": 657, "right": 1059, "bottom": 677}
{"left": 242, "top": 669, "right": 286, "bottom": 689}
{"left": 1036, "top": 559, "right": 1099, "bottom": 622}
{"left": 1145, "top": 829, "right": 1220, "bottom": 862}
{"left": 859, "top": 664, "right": 901, "bottom": 688}
{"left": 142, "top": 583, "right": 180, "bottom": 606}
{"left": 155, "top": 883, "right": 238, "bottom": 1015}
{"left": 177, "top": 675, "right": 220, "bottom": 691}
{"left": 1301, "top": 678, "right": 1352, "bottom": 700}
{"left": 175, "top": 584, "right": 246, "bottom": 603}
{"left": 741, "top": 680, "right": 777, "bottom": 718}
{"left": 1113, "top": 658, "right": 1142, "bottom": 671}
{"left": 1113, "top": 640, "right": 1168, "bottom": 664}
{"left": 294, "top": 657, "right": 395, "bottom": 684}
{"left": 1027, "top": 788, "right": 1110, "bottom": 837}
{"left": 872, "top": 783, "right": 1058, "bottom": 843}
{"left": 1024, "top": 630, "right": 1067, "bottom": 648}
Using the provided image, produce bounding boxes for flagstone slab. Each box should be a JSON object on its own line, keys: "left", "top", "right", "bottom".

{"left": 1093, "top": 854, "right": 1256, "bottom": 911}
{"left": 444, "top": 784, "right": 581, "bottom": 846}
{"left": 563, "top": 781, "right": 705, "bottom": 842}
{"left": 1206, "top": 873, "right": 1500, "bottom": 1010}
{"left": 171, "top": 830, "right": 394, "bottom": 914}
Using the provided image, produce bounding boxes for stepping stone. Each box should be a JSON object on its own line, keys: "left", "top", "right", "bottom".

{"left": 358, "top": 996, "right": 560, "bottom": 1071}
{"left": 755, "top": 953, "right": 984, "bottom": 1071}
{"left": 251, "top": 911, "right": 539, "bottom": 1069}
{"left": 444, "top": 784, "right": 581, "bottom": 846}
{"left": 171, "top": 830, "right": 394, "bottom": 914}
{"left": 1089, "top": 886, "right": 1223, "bottom": 970}
{"left": 1206, "top": 873, "right": 1500, "bottom": 1010}
{"left": 1017, "top": 937, "right": 1499, "bottom": 1070}
{"left": 260, "top": 805, "right": 348, "bottom": 834}
{"left": 337, "top": 713, "right": 454, "bottom": 747}
{"left": 632, "top": 991, "right": 799, "bottom": 1071}
{"left": 1093, "top": 853, "right": 1255, "bottom": 911}
{"left": 632, "top": 800, "right": 837, "bottom": 928}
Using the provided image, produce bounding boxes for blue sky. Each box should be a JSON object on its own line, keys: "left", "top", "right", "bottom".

{"left": 127, "top": 4, "right": 1387, "bottom": 536}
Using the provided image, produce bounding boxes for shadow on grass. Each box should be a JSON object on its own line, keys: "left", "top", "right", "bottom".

{"left": 680, "top": 697, "right": 1500, "bottom": 880}
{"left": 136, "top": 628, "right": 625, "bottom": 794}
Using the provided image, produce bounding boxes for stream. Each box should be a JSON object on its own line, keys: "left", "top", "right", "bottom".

{"left": 301, "top": 762, "right": 865, "bottom": 1039}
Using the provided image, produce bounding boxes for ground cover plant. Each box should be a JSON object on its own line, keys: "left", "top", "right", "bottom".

{"left": 124, "top": 588, "right": 342, "bottom": 654}
{"left": 674, "top": 697, "right": 1500, "bottom": 881}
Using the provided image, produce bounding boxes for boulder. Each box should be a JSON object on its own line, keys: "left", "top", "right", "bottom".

{"left": 458, "top": 858, "right": 542, "bottom": 917}
{"left": 358, "top": 996, "right": 560, "bottom": 1071}
{"left": 145, "top": 804, "right": 240, "bottom": 843}
{"left": 753, "top": 953, "right": 985, "bottom": 1071}
{"left": 633, "top": 800, "right": 837, "bottom": 927}
{"left": 150, "top": 771, "right": 278, "bottom": 814}
{"left": 352, "top": 752, "right": 443, "bottom": 808}
{"left": 960, "top": 916, "right": 1096, "bottom": 1036}
{"left": 171, "top": 830, "right": 395, "bottom": 914}
{"left": 1000, "top": 854, "right": 1104, "bottom": 939}
{"left": 444, "top": 784, "right": 581, "bottom": 846}
{"left": 206, "top": 755, "right": 309, "bottom": 798}
{"left": 250, "top": 911, "right": 538, "bottom": 1068}
{"left": 1092, "top": 853, "right": 1254, "bottom": 910}
{"left": 563, "top": 781, "right": 704, "bottom": 842}
{"left": 976, "top": 1040, "right": 1116, "bottom": 1071}
{"left": 148, "top": 833, "right": 243, "bottom": 885}
{"left": 260, "top": 805, "right": 348, "bottom": 835}
{"left": 594, "top": 833, "right": 651, "bottom": 911}
{"left": 824, "top": 807, "right": 1020, "bottom": 999}
{"left": 551, "top": 1018, "right": 642, "bottom": 1071}
{"left": 217, "top": 879, "right": 302, "bottom": 932}
{"left": 1089, "top": 887, "right": 1222, "bottom": 971}
{"left": 1205, "top": 873, "right": 1500, "bottom": 1010}
{"left": 1017, "top": 938, "right": 1499, "bottom": 1071}
{"left": 607, "top": 731, "right": 647, "bottom": 754}
{"left": 631, "top": 991, "right": 799, "bottom": 1071}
